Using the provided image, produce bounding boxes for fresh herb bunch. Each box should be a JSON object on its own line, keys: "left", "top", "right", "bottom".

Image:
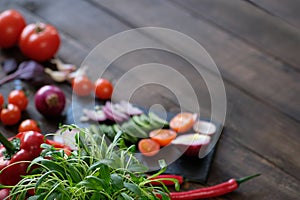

{"left": 9, "top": 125, "right": 176, "bottom": 200}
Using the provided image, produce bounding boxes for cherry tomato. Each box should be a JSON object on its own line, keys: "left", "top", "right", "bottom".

{"left": 149, "top": 129, "right": 177, "bottom": 146}
{"left": 8, "top": 89, "right": 28, "bottom": 111}
{"left": 18, "top": 119, "right": 41, "bottom": 133}
{"left": 72, "top": 76, "right": 94, "bottom": 96}
{"left": 0, "top": 93, "right": 4, "bottom": 109}
{"left": 95, "top": 78, "right": 113, "bottom": 100}
{"left": 138, "top": 139, "right": 160, "bottom": 157}
{"left": 0, "top": 9, "right": 26, "bottom": 48}
{"left": 170, "top": 112, "right": 197, "bottom": 133}
{"left": 19, "top": 23, "right": 60, "bottom": 61}
{"left": 0, "top": 104, "right": 21, "bottom": 126}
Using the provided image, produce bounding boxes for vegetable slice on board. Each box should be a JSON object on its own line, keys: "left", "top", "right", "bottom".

{"left": 149, "top": 129, "right": 177, "bottom": 146}
{"left": 170, "top": 112, "right": 197, "bottom": 133}
{"left": 138, "top": 138, "right": 160, "bottom": 157}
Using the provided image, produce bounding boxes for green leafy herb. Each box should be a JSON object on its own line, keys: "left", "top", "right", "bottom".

{"left": 10, "top": 125, "right": 177, "bottom": 200}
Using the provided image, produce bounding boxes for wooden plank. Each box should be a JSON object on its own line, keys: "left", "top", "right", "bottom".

{"left": 249, "top": 0, "right": 300, "bottom": 29}
{"left": 208, "top": 135, "right": 300, "bottom": 200}
{"left": 1, "top": 2, "right": 300, "bottom": 198}
{"left": 172, "top": 0, "right": 300, "bottom": 70}
{"left": 87, "top": 1, "right": 300, "bottom": 120}
{"left": 13, "top": 0, "right": 300, "bottom": 181}
{"left": 14, "top": 0, "right": 129, "bottom": 50}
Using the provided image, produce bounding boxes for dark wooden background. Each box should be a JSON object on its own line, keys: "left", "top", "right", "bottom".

{"left": 0, "top": 0, "right": 300, "bottom": 199}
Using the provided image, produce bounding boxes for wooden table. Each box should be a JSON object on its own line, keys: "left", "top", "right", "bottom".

{"left": 0, "top": 1, "right": 299, "bottom": 199}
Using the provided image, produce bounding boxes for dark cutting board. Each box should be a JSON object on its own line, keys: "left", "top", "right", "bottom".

{"left": 65, "top": 101, "right": 223, "bottom": 184}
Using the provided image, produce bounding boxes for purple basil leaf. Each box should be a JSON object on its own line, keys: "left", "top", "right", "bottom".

{"left": 0, "top": 60, "right": 49, "bottom": 86}
{"left": 27, "top": 73, "right": 54, "bottom": 87}
{"left": 1, "top": 58, "right": 18, "bottom": 74}
{"left": 18, "top": 60, "right": 45, "bottom": 80}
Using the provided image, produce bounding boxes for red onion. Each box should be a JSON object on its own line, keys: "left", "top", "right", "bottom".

{"left": 172, "top": 133, "right": 211, "bottom": 157}
{"left": 34, "top": 85, "right": 66, "bottom": 118}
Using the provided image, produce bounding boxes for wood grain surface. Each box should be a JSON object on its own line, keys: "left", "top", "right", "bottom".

{"left": 0, "top": 0, "right": 299, "bottom": 199}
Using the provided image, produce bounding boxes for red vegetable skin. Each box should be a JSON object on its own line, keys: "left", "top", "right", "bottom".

{"left": 8, "top": 90, "right": 28, "bottom": 111}
{"left": 0, "top": 188, "right": 10, "bottom": 200}
{"left": 149, "top": 174, "right": 184, "bottom": 186}
{"left": 34, "top": 85, "right": 66, "bottom": 118}
{"left": 0, "top": 9, "right": 26, "bottom": 48}
{"left": 0, "top": 131, "right": 45, "bottom": 186}
{"left": 0, "top": 104, "right": 21, "bottom": 126}
{"left": 157, "top": 174, "right": 260, "bottom": 200}
{"left": 0, "top": 93, "right": 4, "bottom": 109}
{"left": 18, "top": 119, "right": 41, "bottom": 133}
{"left": 171, "top": 133, "right": 210, "bottom": 157}
{"left": 95, "top": 78, "right": 113, "bottom": 100}
{"left": 19, "top": 23, "right": 60, "bottom": 61}
{"left": 72, "top": 76, "right": 94, "bottom": 96}
{"left": 45, "top": 139, "right": 72, "bottom": 156}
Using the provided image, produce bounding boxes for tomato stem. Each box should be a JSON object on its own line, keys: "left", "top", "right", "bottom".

{"left": 35, "top": 23, "right": 44, "bottom": 33}
{"left": 0, "top": 133, "right": 14, "bottom": 152}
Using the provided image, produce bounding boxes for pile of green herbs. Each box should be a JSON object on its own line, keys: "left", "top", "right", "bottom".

{"left": 9, "top": 125, "right": 177, "bottom": 200}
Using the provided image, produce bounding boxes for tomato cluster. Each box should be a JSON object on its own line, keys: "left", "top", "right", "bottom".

{"left": 0, "top": 91, "right": 40, "bottom": 132}
{"left": 72, "top": 76, "right": 114, "bottom": 100}
{"left": 0, "top": 9, "right": 60, "bottom": 61}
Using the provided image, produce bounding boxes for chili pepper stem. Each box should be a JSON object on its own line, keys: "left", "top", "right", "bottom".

{"left": 0, "top": 133, "right": 15, "bottom": 153}
{"left": 236, "top": 173, "right": 261, "bottom": 185}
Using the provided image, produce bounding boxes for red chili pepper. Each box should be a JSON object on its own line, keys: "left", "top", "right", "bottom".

{"left": 45, "top": 139, "right": 72, "bottom": 156}
{"left": 156, "top": 174, "right": 260, "bottom": 199}
{"left": 0, "top": 131, "right": 45, "bottom": 186}
{"left": 149, "top": 174, "right": 184, "bottom": 186}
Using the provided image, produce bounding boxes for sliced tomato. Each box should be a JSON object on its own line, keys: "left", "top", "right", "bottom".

{"left": 170, "top": 112, "right": 197, "bottom": 133}
{"left": 138, "top": 139, "right": 160, "bottom": 157}
{"left": 149, "top": 129, "right": 177, "bottom": 146}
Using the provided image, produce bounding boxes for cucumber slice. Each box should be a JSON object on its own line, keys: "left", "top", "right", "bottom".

{"left": 140, "top": 114, "right": 151, "bottom": 124}
{"left": 122, "top": 121, "right": 148, "bottom": 139}
{"left": 122, "top": 132, "right": 139, "bottom": 144}
{"left": 132, "top": 115, "right": 152, "bottom": 132}
{"left": 148, "top": 112, "right": 169, "bottom": 128}
{"left": 112, "top": 124, "right": 122, "bottom": 134}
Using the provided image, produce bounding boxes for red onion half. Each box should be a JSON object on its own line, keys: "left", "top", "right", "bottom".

{"left": 34, "top": 85, "right": 66, "bottom": 118}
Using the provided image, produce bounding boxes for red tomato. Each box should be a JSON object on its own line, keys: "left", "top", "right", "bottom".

{"left": 19, "top": 23, "right": 60, "bottom": 61}
{"left": 0, "top": 104, "right": 21, "bottom": 126}
{"left": 0, "top": 9, "right": 26, "bottom": 48}
{"left": 95, "top": 78, "right": 113, "bottom": 100}
{"left": 149, "top": 129, "right": 177, "bottom": 146}
{"left": 8, "top": 89, "right": 28, "bottom": 111}
{"left": 18, "top": 119, "right": 41, "bottom": 133}
{"left": 170, "top": 112, "right": 197, "bottom": 133}
{"left": 0, "top": 93, "right": 4, "bottom": 109}
{"left": 72, "top": 76, "right": 94, "bottom": 96}
{"left": 138, "top": 139, "right": 160, "bottom": 157}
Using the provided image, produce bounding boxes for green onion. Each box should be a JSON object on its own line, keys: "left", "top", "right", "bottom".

{"left": 9, "top": 125, "right": 177, "bottom": 199}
